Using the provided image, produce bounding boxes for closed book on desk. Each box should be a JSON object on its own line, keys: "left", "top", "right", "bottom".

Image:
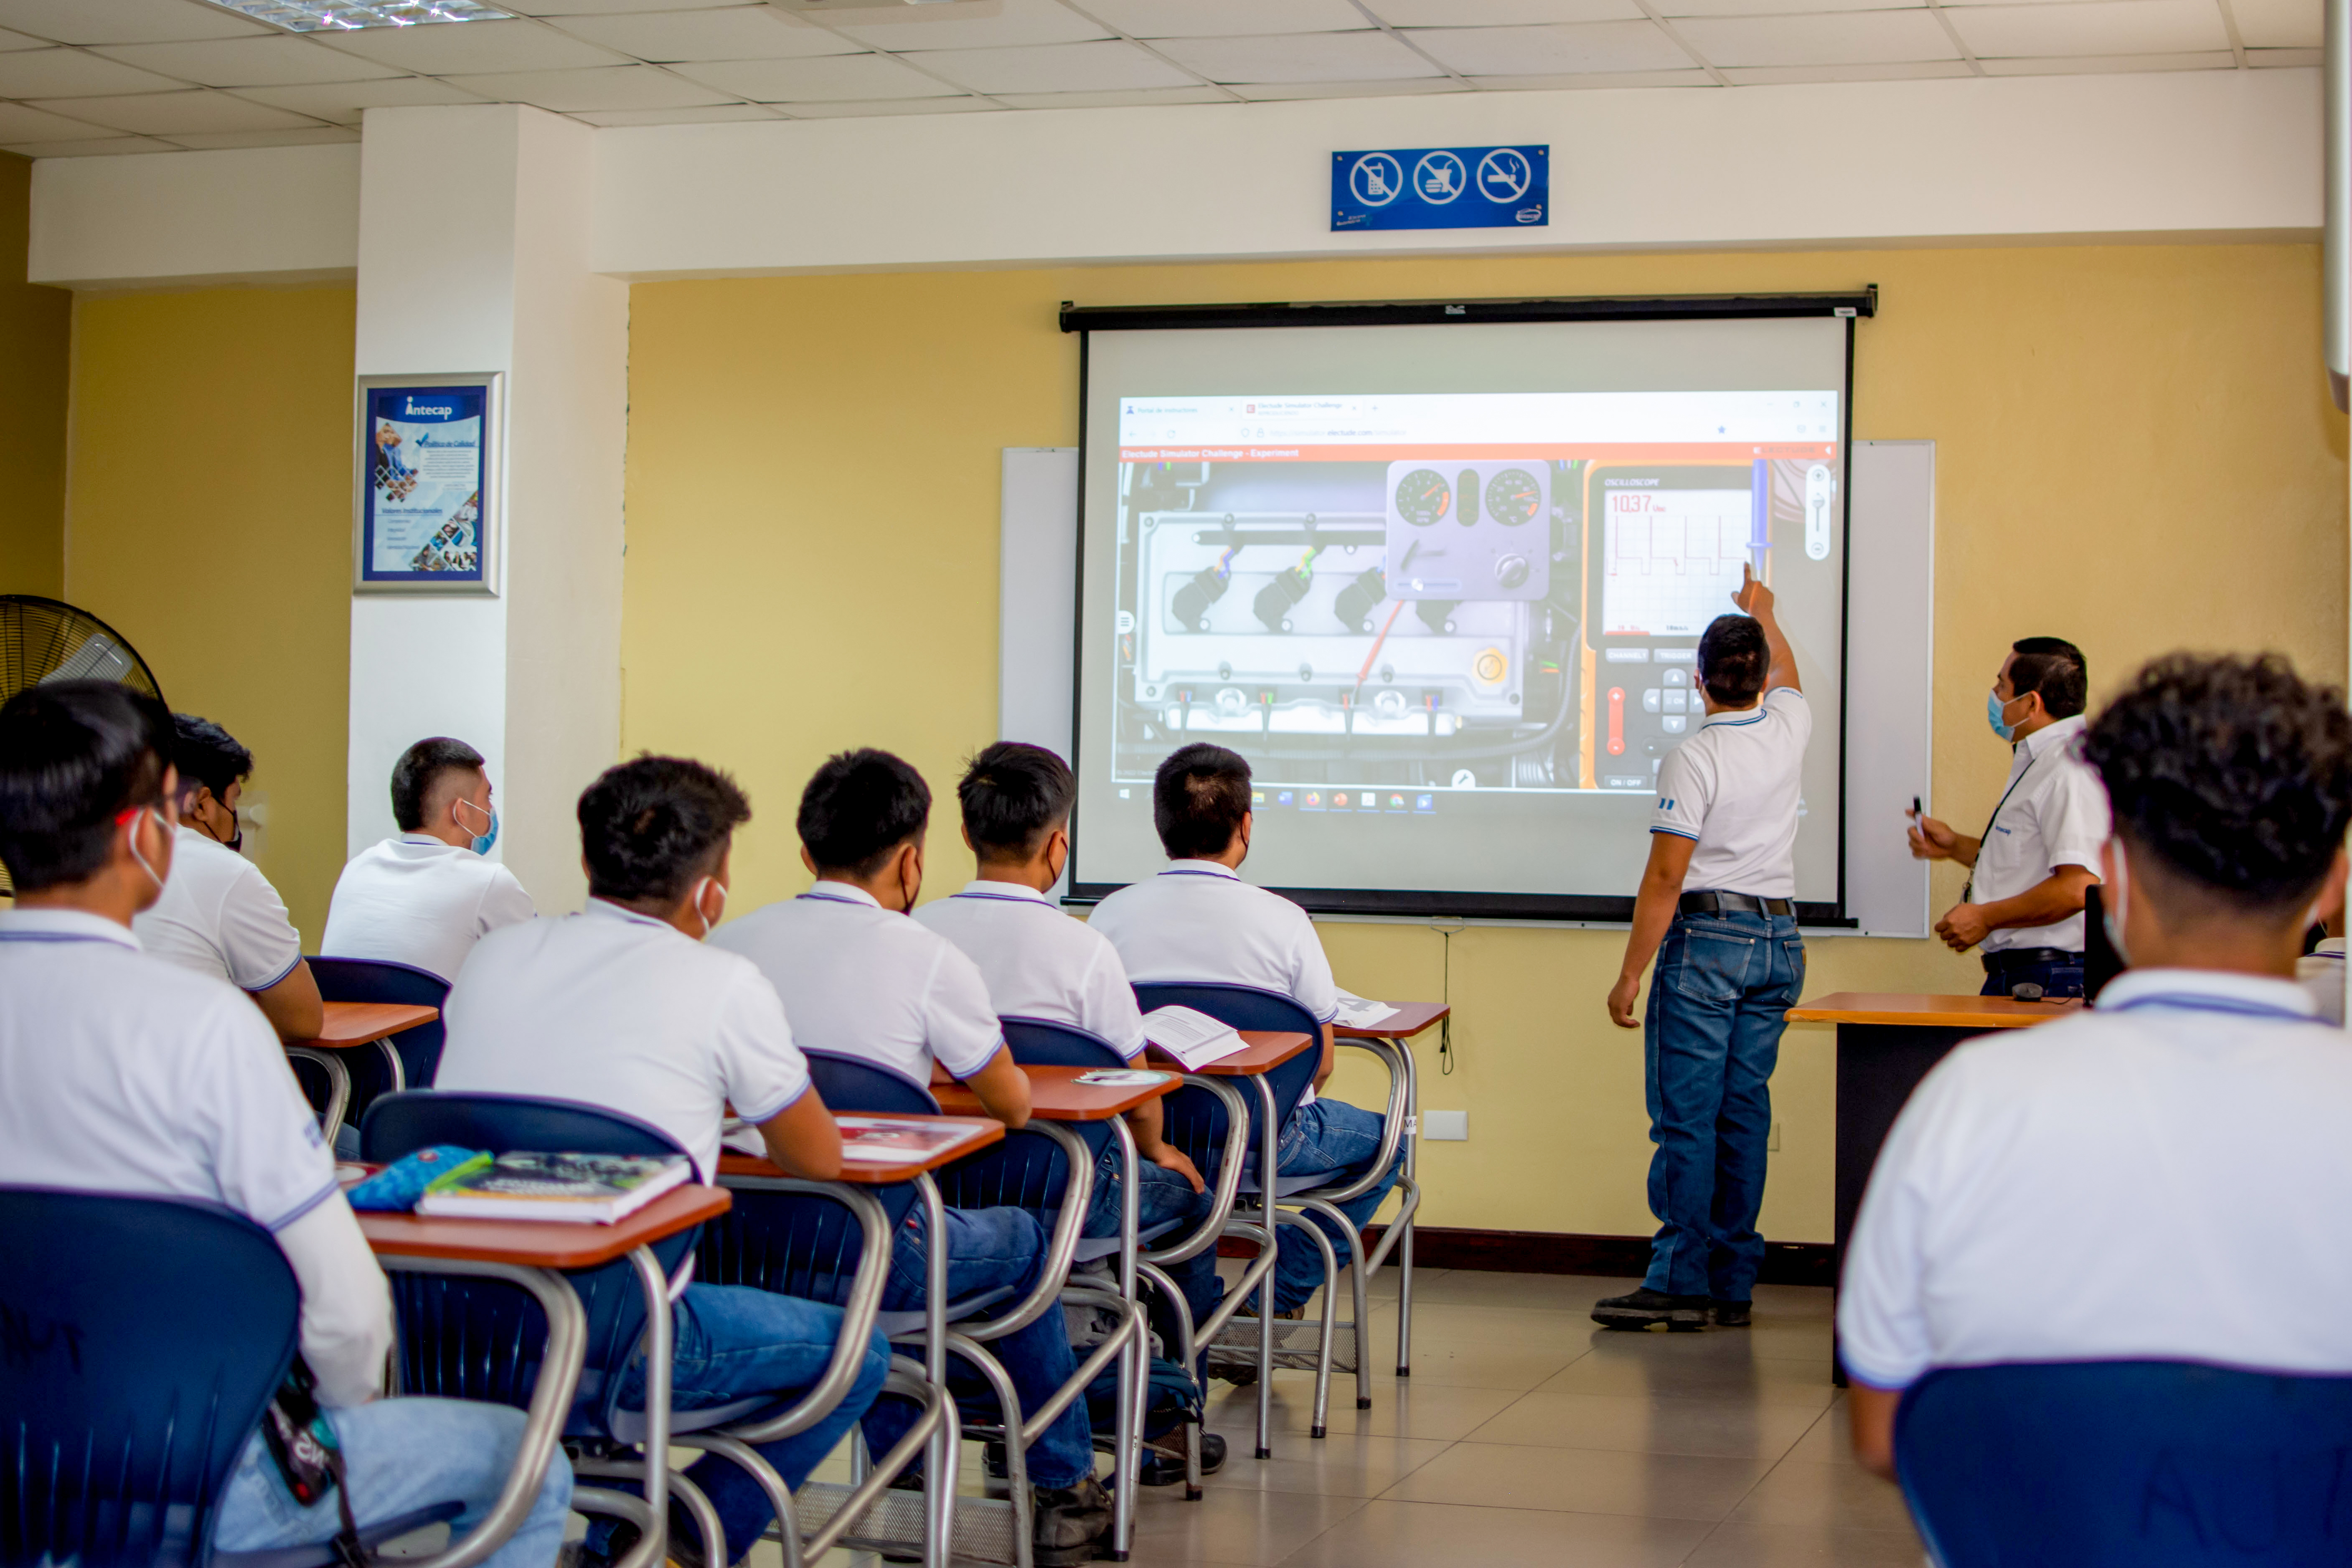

{"left": 838, "top": 1116, "right": 998, "bottom": 1164}
{"left": 1140, "top": 1005, "right": 1248, "bottom": 1070}
{"left": 415, "top": 1151, "right": 692, "bottom": 1224}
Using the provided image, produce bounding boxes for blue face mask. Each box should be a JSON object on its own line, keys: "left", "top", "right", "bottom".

{"left": 454, "top": 796, "right": 498, "bottom": 856}
{"left": 1987, "top": 687, "right": 2019, "bottom": 743}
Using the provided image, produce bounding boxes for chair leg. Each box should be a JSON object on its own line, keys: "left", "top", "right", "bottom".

{"left": 1271, "top": 1211, "right": 1341, "bottom": 1439}
{"left": 1136, "top": 1260, "right": 1203, "bottom": 1502}
{"left": 672, "top": 1434, "right": 798, "bottom": 1568}
{"left": 942, "top": 1331, "right": 1032, "bottom": 1568}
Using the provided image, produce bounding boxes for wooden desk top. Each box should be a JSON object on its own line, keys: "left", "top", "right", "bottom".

{"left": 932, "top": 1064, "right": 1179, "bottom": 1122}
{"left": 294, "top": 1000, "right": 439, "bottom": 1050}
{"left": 358, "top": 1183, "right": 730, "bottom": 1268}
{"left": 1146, "top": 1029, "right": 1315, "bottom": 1077}
{"left": 1786, "top": 991, "right": 2085, "bottom": 1029}
{"left": 719, "top": 1113, "right": 1005, "bottom": 1185}
{"left": 1336, "top": 1001, "right": 1448, "bottom": 1040}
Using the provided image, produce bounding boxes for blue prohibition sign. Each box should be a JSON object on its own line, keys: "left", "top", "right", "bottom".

{"left": 1333, "top": 143, "right": 1547, "bottom": 232}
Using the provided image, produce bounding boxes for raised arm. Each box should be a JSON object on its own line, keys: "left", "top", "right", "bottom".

{"left": 1733, "top": 563, "right": 1800, "bottom": 695}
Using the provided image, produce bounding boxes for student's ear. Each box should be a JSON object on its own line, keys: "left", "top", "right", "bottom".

{"left": 1238, "top": 811, "right": 1253, "bottom": 852}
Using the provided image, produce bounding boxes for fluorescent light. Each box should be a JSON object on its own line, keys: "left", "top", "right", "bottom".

{"left": 200, "top": 0, "right": 514, "bottom": 30}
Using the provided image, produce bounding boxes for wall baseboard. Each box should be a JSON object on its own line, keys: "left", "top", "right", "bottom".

{"left": 1221, "top": 1226, "right": 1836, "bottom": 1288}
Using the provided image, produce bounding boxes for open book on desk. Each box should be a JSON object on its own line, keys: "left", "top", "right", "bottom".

{"left": 1140, "top": 1005, "right": 1250, "bottom": 1070}
{"left": 1332, "top": 989, "right": 1400, "bottom": 1029}
{"left": 838, "top": 1116, "right": 1000, "bottom": 1164}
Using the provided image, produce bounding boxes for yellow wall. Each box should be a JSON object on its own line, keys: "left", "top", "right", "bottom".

{"left": 622, "top": 244, "right": 2345, "bottom": 1245}
{"left": 0, "top": 152, "right": 70, "bottom": 600}
{"left": 65, "top": 285, "right": 357, "bottom": 943}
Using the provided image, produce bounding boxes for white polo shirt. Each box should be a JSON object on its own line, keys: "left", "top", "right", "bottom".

{"left": 1651, "top": 686, "right": 1811, "bottom": 901}
{"left": 914, "top": 879, "right": 1147, "bottom": 1059}
{"left": 1971, "top": 714, "right": 2111, "bottom": 955}
{"left": 2298, "top": 938, "right": 2344, "bottom": 1025}
{"left": 321, "top": 834, "right": 536, "bottom": 984}
{"left": 436, "top": 899, "right": 811, "bottom": 1180}
{"left": 1839, "top": 967, "right": 2352, "bottom": 1390}
{"left": 710, "top": 884, "right": 1004, "bottom": 1087}
{"left": 132, "top": 825, "right": 305, "bottom": 991}
{"left": 0, "top": 907, "right": 391, "bottom": 1407}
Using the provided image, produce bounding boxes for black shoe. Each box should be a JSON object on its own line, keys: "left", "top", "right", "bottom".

{"left": 1591, "top": 1287, "right": 1710, "bottom": 1332}
{"left": 1711, "top": 1298, "right": 1752, "bottom": 1328}
{"left": 1032, "top": 1474, "right": 1113, "bottom": 1567}
{"left": 1137, "top": 1430, "right": 1225, "bottom": 1485}
{"left": 1207, "top": 1357, "right": 1259, "bottom": 1387}
{"left": 577, "top": 1512, "right": 711, "bottom": 1568}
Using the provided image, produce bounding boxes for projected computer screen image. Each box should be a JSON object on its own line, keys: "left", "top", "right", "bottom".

{"left": 1073, "top": 317, "right": 1851, "bottom": 917}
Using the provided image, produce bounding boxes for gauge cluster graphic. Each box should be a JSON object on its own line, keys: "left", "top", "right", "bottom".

{"left": 1384, "top": 460, "right": 1552, "bottom": 601}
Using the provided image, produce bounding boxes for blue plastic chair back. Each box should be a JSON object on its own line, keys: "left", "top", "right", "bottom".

{"left": 309, "top": 956, "right": 450, "bottom": 1088}
{"left": 999, "top": 1017, "right": 1128, "bottom": 1166}
{"left": 359, "top": 1091, "right": 697, "bottom": 1436}
{"left": 795, "top": 1048, "right": 1071, "bottom": 1225}
{"left": 1130, "top": 982, "right": 1321, "bottom": 1182}
{"left": 1896, "top": 1360, "right": 2352, "bottom": 1565}
{"left": 802, "top": 1049, "right": 940, "bottom": 1116}
{"left": 0, "top": 1188, "right": 295, "bottom": 1568}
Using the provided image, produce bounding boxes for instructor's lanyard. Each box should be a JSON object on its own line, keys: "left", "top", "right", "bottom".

{"left": 1961, "top": 740, "right": 2063, "bottom": 904}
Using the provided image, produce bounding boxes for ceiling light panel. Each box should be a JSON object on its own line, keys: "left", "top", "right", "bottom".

{"left": 1082, "top": 0, "right": 1370, "bottom": 37}
{"left": 551, "top": 7, "right": 860, "bottom": 61}
{"left": 1153, "top": 29, "right": 1439, "bottom": 81}
{"left": 0, "top": 0, "right": 269, "bottom": 45}
{"left": 200, "top": 0, "right": 516, "bottom": 30}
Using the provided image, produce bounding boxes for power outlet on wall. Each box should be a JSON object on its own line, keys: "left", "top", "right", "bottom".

{"left": 1423, "top": 1109, "right": 1469, "bottom": 1141}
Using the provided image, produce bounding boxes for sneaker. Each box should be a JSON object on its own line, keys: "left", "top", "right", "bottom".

{"left": 1138, "top": 1430, "right": 1225, "bottom": 1485}
{"left": 1590, "top": 1287, "right": 1709, "bottom": 1332}
{"left": 1711, "top": 1298, "right": 1752, "bottom": 1328}
{"left": 1031, "top": 1474, "right": 1113, "bottom": 1567}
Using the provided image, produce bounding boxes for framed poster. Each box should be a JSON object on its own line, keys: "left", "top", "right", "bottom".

{"left": 353, "top": 373, "right": 501, "bottom": 594}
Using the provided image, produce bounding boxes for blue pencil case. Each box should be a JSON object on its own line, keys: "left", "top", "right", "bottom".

{"left": 347, "top": 1146, "right": 483, "bottom": 1212}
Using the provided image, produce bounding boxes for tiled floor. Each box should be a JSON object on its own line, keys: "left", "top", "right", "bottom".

{"left": 770, "top": 1265, "right": 1927, "bottom": 1568}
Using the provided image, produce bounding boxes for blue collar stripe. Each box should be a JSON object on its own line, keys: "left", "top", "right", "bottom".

{"left": 951, "top": 892, "right": 1049, "bottom": 905}
{"left": 0, "top": 931, "right": 131, "bottom": 947}
{"left": 2103, "top": 995, "right": 2314, "bottom": 1024}
{"left": 1161, "top": 869, "right": 1234, "bottom": 878}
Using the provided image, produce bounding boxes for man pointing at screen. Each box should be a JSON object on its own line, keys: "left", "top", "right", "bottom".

{"left": 1596, "top": 565, "right": 1809, "bottom": 1333}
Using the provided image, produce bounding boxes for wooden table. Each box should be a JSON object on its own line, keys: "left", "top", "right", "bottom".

{"left": 931, "top": 1063, "right": 1180, "bottom": 1122}
{"left": 288, "top": 1000, "right": 441, "bottom": 1133}
{"left": 1331, "top": 1002, "right": 1447, "bottom": 1388}
{"left": 716, "top": 1115, "right": 1005, "bottom": 1185}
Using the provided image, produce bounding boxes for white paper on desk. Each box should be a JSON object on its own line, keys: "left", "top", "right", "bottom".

{"left": 1332, "top": 989, "right": 1399, "bottom": 1029}
{"left": 722, "top": 1123, "right": 767, "bottom": 1156}
{"left": 1140, "top": 1005, "right": 1249, "bottom": 1070}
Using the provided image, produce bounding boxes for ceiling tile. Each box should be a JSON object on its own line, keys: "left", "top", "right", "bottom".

{"left": 444, "top": 61, "right": 737, "bottom": 106}
{"left": 90, "top": 36, "right": 405, "bottom": 86}
{"left": 509, "top": 0, "right": 750, "bottom": 11}
{"left": 0, "top": 100, "right": 112, "bottom": 138}
{"left": 568, "top": 99, "right": 781, "bottom": 121}
{"left": 551, "top": 7, "right": 860, "bottom": 60}
{"left": 1082, "top": 0, "right": 1371, "bottom": 37}
{"left": 777, "top": 93, "right": 994, "bottom": 115}
{"left": 1153, "top": 29, "right": 1440, "bottom": 81}
{"left": 1723, "top": 55, "right": 1974, "bottom": 78}
{"left": 1659, "top": 0, "right": 1920, "bottom": 18}
{"left": 1412, "top": 20, "right": 1689, "bottom": 73}
{"left": 2248, "top": 43, "right": 2322, "bottom": 61}
{"left": 0, "top": 0, "right": 269, "bottom": 45}
{"left": 2227, "top": 0, "right": 2320, "bottom": 47}
{"left": 0, "top": 24, "right": 48, "bottom": 49}
{"left": 1467, "top": 65, "right": 1714, "bottom": 83}
{"left": 1947, "top": 0, "right": 2227, "bottom": 56}
{"left": 1670, "top": 9, "right": 1958, "bottom": 65}
{"left": 163, "top": 124, "right": 361, "bottom": 147}
{"left": 1978, "top": 45, "right": 2230, "bottom": 68}
{"left": 904, "top": 38, "right": 1198, "bottom": 92}
{"left": 989, "top": 84, "right": 1232, "bottom": 106}
{"left": 1224, "top": 74, "right": 1468, "bottom": 97}
{"left": 1, "top": 133, "right": 180, "bottom": 155}
{"left": 666, "top": 50, "right": 949, "bottom": 97}
{"left": 234, "top": 74, "right": 495, "bottom": 119}
{"left": 35, "top": 87, "right": 323, "bottom": 134}
{"left": 305, "top": 18, "right": 630, "bottom": 74}
{"left": 828, "top": 0, "right": 1111, "bottom": 50}
{"left": 0, "top": 49, "right": 193, "bottom": 97}
{"left": 1374, "top": 0, "right": 1656, "bottom": 20}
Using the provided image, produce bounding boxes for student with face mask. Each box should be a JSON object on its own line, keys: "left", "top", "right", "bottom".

{"left": 1905, "top": 637, "right": 2109, "bottom": 998}
{"left": 323, "top": 737, "right": 536, "bottom": 987}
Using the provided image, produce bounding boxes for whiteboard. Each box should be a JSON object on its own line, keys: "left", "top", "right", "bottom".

{"left": 1001, "top": 440, "right": 1935, "bottom": 936}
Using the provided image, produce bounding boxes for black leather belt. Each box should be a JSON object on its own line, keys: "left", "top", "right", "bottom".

{"left": 1983, "top": 948, "right": 2083, "bottom": 971}
{"left": 1680, "top": 890, "right": 1795, "bottom": 918}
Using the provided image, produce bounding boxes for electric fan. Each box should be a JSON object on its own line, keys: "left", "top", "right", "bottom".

{"left": 0, "top": 595, "right": 168, "bottom": 897}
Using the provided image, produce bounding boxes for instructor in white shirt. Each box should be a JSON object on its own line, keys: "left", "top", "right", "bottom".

{"left": 1841, "top": 651, "right": 2352, "bottom": 1476}
{"left": 1597, "top": 565, "right": 1808, "bottom": 1333}
{"left": 323, "top": 736, "right": 534, "bottom": 984}
{"left": 1906, "top": 637, "right": 2107, "bottom": 997}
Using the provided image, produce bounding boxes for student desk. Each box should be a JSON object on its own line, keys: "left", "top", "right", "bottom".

{"left": 1334, "top": 1002, "right": 1445, "bottom": 1381}
{"left": 353, "top": 1181, "right": 730, "bottom": 1568}
{"left": 289, "top": 1000, "right": 439, "bottom": 1133}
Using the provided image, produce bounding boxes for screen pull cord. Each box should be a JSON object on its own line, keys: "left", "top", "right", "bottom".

{"left": 1430, "top": 917, "right": 1467, "bottom": 1075}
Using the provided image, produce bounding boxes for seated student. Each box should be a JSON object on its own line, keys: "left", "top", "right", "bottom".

{"left": 914, "top": 741, "right": 1224, "bottom": 1478}
{"left": 323, "top": 736, "right": 535, "bottom": 984}
{"left": 1087, "top": 742, "right": 1402, "bottom": 1328}
{"left": 712, "top": 749, "right": 1113, "bottom": 1567}
{"left": 134, "top": 712, "right": 323, "bottom": 1042}
{"left": 0, "top": 681, "right": 570, "bottom": 1568}
{"left": 1841, "top": 653, "right": 2352, "bottom": 1477}
{"left": 434, "top": 755, "right": 889, "bottom": 1568}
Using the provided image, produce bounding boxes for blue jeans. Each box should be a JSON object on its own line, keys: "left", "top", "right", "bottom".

{"left": 593, "top": 1283, "right": 891, "bottom": 1565}
{"left": 861, "top": 1203, "right": 1095, "bottom": 1489}
{"left": 1980, "top": 950, "right": 2085, "bottom": 998}
{"left": 1271, "top": 1098, "right": 1401, "bottom": 1314}
{"left": 1643, "top": 910, "right": 1803, "bottom": 1302}
{"left": 1082, "top": 1139, "right": 1222, "bottom": 1362}
{"left": 214, "top": 1395, "right": 571, "bottom": 1568}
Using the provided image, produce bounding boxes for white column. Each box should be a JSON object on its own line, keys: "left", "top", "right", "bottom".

{"left": 347, "top": 104, "right": 624, "bottom": 914}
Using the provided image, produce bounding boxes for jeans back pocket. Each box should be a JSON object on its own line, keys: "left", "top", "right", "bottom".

{"left": 1672, "top": 930, "right": 1756, "bottom": 1002}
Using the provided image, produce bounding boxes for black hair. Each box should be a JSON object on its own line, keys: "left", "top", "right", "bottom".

{"left": 1153, "top": 743, "right": 1252, "bottom": 860}
{"left": 391, "top": 737, "right": 485, "bottom": 832}
{"left": 1696, "top": 615, "right": 1768, "bottom": 707}
{"left": 2009, "top": 636, "right": 2088, "bottom": 721}
{"left": 171, "top": 713, "right": 251, "bottom": 803}
{"left": 577, "top": 754, "right": 750, "bottom": 904}
{"left": 2080, "top": 653, "right": 2352, "bottom": 917}
{"left": 798, "top": 748, "right": 931, "bottom": 877}
{"left": 0, "top": 681, "right": 175, "bottom": 893}
{"left": 958, "top": 742, "right": 1074, "bottom": 861}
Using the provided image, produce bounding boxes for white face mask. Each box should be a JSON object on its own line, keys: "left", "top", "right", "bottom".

{"left": 691, "top": 874, "right": 727, "bottom": 938}
{"left": 2102, "top": 839, "right": 2132, "bottom": 966}
{"left": 126, "top": 806, "right": 171, "bottom": 892}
